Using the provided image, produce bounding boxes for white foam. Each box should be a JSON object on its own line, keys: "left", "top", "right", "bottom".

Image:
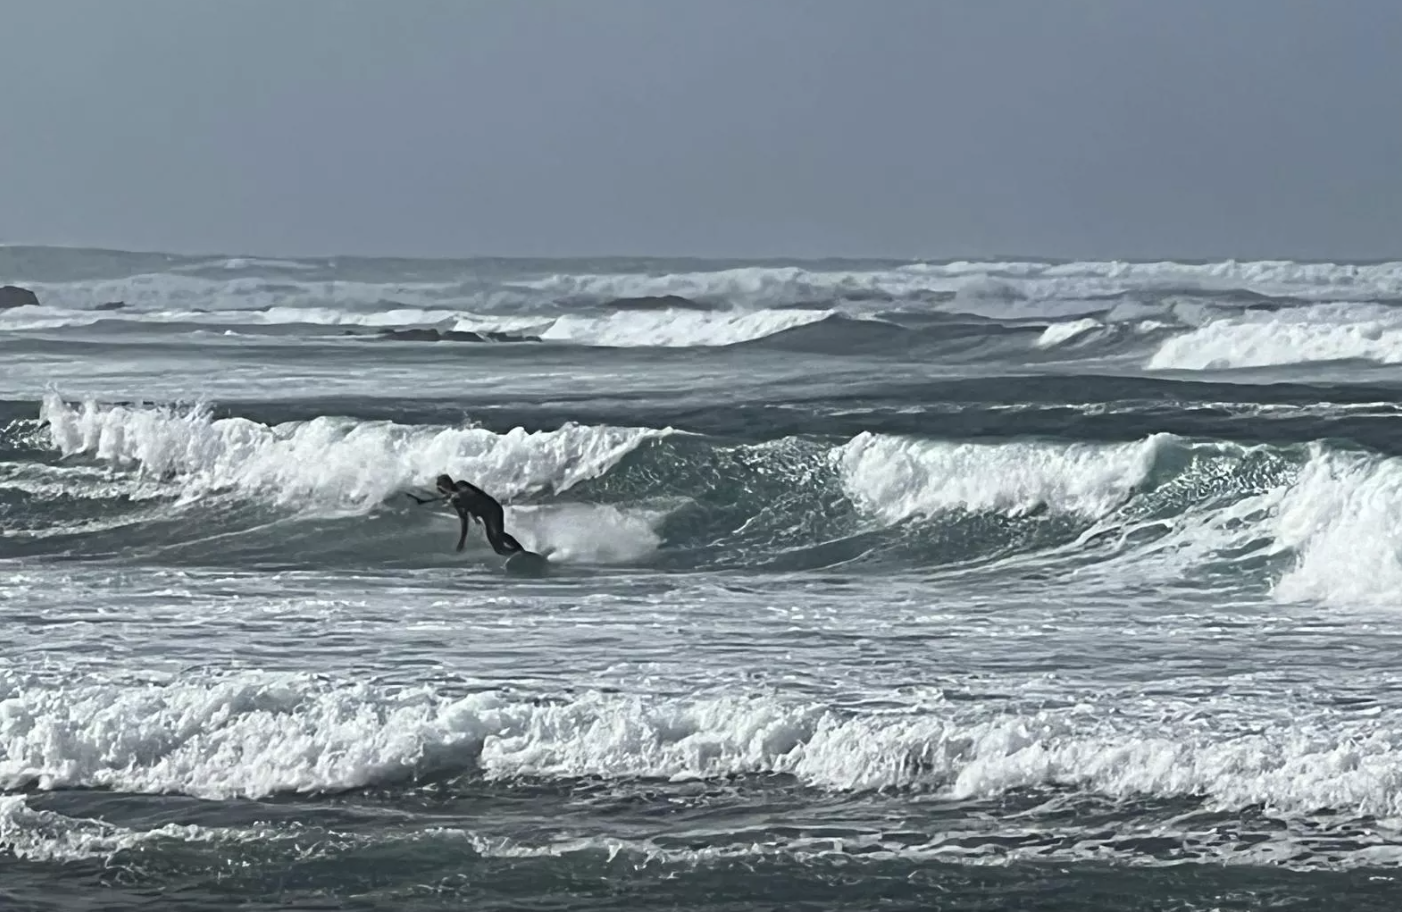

{"left": 1147, "top": 302, "right": 1402, "bottom": 370}
{"left": 1, "top": 299, "right": 835, "bottom": 348}
{"left": 516, "top": 260, "right": 1402, "bottom": 309}
{"left": 1264, "top": 445, "right": 1402, "bottom": 607}
{"left": 4, "top": 673, "right": 1402, "bottom": 829}
{"left": 832, "top": 432, "right": 1164, "bottom": 523}
{"left": 511, "top": 265, "right": 917, "bottom": 306}
{"left": 1078, "top": 440, "right": 1402, "bottom": 607}
{"left": 531, "top": 308, "right": 832, "bottom": 347}
{"left": 2, "top": 794, "right": 1390, "bottom": 875}
{"left": 0, "top": 305, "right": 105, "bottom": 331}
{"left": 210, "top": 256, "right": 321, "bottom": 271}
{"left": 507, "top": 503, "right": 668, "bottom": 563}
{"left": 368, "top": 820, "right": 1402, "bottom": 872}
{"left": 37, "top": 393, "right": 669, "bottom": 514}
{"left": 257, "top": 305, "right": 467, "bottom": 327}
{"left": 15, "top": 272, "right": 479, "bottom": 314}
{"left": 1034, "top": 317, "right": 1103, "bottom": 349}
{"left": 0, "top": 302, "right": 509, "bottom": 333}
{"left": 0, "top": 795, "right": 228, "bottom": 864}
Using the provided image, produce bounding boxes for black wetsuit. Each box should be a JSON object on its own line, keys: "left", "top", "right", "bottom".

{"left": 437, "top": 477, "right": 525, "bottom": 556}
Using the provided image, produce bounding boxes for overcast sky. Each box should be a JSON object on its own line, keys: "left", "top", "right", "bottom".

{"left": 2, "top": 0, "right": 1399, "bottom": 260}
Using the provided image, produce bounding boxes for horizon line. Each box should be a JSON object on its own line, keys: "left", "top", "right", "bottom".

{"left": 2, "top": 240, "right": 1400, "bottom": 267}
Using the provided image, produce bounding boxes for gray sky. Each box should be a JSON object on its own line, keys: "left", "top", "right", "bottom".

{"left": 3, "top": 0, "right": 1400, "bottom": 260}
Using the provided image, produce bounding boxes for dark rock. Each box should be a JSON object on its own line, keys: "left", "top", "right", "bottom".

{"left": 0, "top": 285, "right": 39, "bottom": 310}
{"left": 96, "top": 301, "right": 126, "bottom": 311}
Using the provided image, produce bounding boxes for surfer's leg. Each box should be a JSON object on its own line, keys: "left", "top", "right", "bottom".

{"left": 482, "top": 508, "right": 524, "bottom": 555}
{"left": 493, "top": 531, "right": 525, "bottom": 555}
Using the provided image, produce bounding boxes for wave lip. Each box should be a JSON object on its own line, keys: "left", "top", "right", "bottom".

{"left": 1034, "top": 317, "right": 1104, "bottom": 349}
{"left": 1264, "top": 443, "right": 1402, "bottom": 606}
{"left": 521, "top": 307, "right": 839, "bottom": 348}
{"left": 833, "top": 431, "right": 1164, "bottom": 524}
{"left": 37, "top": 393, "right": 672, "bottom": 514}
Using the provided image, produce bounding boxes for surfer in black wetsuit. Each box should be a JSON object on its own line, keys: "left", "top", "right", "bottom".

{"left": 407, "top": 473, "right": 526, "bottom": 555}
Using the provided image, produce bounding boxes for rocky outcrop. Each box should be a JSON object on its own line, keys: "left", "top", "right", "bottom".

{"left": 0, "top": 285, "right": 40, "bottom": 310}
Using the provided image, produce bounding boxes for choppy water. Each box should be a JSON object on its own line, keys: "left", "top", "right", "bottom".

{"left": 5, "top": 246, "right": 1402, "bottom": 910}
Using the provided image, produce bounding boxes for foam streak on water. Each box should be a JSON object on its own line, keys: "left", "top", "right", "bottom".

{"left": 4, "top": 247, "right": 1402, "bottom": 910}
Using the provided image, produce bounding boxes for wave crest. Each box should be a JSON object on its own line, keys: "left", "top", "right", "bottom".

{"left": 38, "top": 393, "right": 670, "bottom": 513}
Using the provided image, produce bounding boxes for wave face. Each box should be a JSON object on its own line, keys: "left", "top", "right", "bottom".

{"left": 5, "top": 246, "right": 1402, "bottom": 910}
{"left": 12, "top": 393, "right": 1402, "bottom": 605}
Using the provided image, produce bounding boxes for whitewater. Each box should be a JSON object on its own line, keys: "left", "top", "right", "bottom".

{"left": 5, "top": 245, "right": 1402, "bottom": 910}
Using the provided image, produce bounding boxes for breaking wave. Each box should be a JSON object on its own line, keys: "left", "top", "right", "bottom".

{"left": 1147, "top": 302, "right": 1402, "bottom": 370}
{"left": 2, "top": 667, "right": 1399, "bottom": 847}
{"left": 3, "top": 393, "right": 1400, "bottom": 604}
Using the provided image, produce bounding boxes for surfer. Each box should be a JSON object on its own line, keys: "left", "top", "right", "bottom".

{"left": 408, "top": 474, "right": 526, "bottom": 556}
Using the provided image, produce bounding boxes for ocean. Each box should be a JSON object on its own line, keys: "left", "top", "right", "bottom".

{"left": 3, "top": 246, "right": 1402, "bottom": 910}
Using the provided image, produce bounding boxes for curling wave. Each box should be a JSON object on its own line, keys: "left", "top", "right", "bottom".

{"left": 2, "top": 395, "right": 1400, "bottom": 603}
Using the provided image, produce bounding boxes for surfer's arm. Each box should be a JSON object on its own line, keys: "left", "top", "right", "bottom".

{"left": 406, "top": 491, "right": 478, "bottom": 518}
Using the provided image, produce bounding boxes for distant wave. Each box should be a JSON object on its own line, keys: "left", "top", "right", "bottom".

{"left": 10, "top": 299, "right": 1402, "bottom": 373}
{"left": 0, "top": 300, "right": 858, "bottom": 349}
{"left": 1147, "top": 301, "right": 1402, "bottom": 370}
{"left": 511, "top": 259, "right": 1402, "bottom": 308}
{"left": 6, "top": 255, "right": 1402, "bottom": 317}
{"left": 731, "top": 313, "right": 918, "bottom": 354}
{"left": 599, "top": 294, "right": 722, "bottom": 312}
{"left": 1034, "top": 317, "right": 1103, "bottom": 348}
{"left": 369, "top": 327, "right": 540, "bottom": 343}
{"left": 523, "top": 306, "right": 839, "bottom": 347}
{"left": 7, "top": 255, "right": 1402, "bottom": 363}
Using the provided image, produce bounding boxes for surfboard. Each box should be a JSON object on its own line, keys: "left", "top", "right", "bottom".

{"left": 504, "top": 549, "right": 551, "bottom": 577}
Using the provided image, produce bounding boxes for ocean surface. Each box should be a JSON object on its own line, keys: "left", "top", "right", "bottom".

{"left": 4, "top": 246, "right": 1402, "bottom": 910}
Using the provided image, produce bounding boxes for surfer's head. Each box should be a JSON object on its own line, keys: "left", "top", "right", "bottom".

{"left": 435, "top": 474, "right": 454, "bottom": 495}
